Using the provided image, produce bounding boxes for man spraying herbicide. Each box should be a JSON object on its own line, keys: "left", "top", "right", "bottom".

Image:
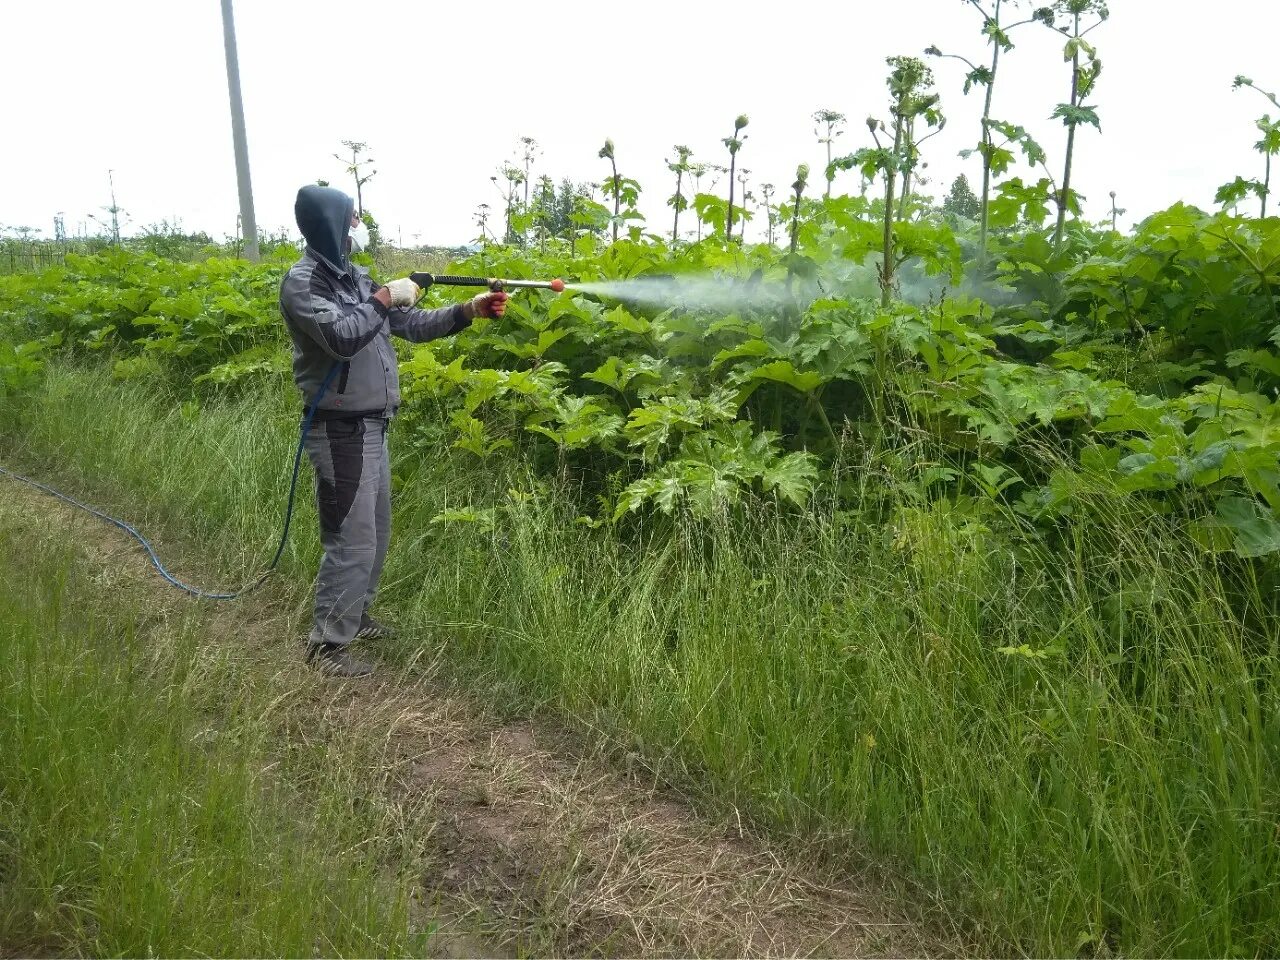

{"left": 280, "top": 185, "right": 507, "bottom": 677}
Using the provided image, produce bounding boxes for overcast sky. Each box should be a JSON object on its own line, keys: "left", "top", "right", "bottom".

{"left": 2, "top": 0, "right": 1276, "bottom": 247}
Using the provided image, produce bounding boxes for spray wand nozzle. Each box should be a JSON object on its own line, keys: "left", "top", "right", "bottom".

{"left": 408, "top": 272, "right": 565, "bottom": 294}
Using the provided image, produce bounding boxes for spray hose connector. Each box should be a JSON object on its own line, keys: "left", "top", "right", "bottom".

{"left": 409, "top": 272, "right": 565, "bottom": 294}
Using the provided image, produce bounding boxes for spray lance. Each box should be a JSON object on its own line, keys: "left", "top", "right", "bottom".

{"left": 408, "top": 272, "right": 566, "bottom": 295}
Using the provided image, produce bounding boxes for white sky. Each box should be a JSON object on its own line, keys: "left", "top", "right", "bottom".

{"left": 1, "top": 0, "right": 1277, "bottom": 247}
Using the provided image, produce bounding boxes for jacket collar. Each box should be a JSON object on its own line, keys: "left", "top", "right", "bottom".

{"left": 305, "top": 245, "right": 352, "bottom": 280}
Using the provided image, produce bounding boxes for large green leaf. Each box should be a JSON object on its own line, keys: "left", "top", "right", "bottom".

{"left": 1215, "top": 496, "right": 1280, "bottom": 557}
{"left": 745, "top": 360, "right": 824, "bottom": 394}
{"left": 762, "top": 452, "right": 819, "bottom": 506}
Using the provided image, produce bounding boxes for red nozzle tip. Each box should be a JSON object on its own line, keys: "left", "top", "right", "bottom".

{"left": 550, "top": 278, "right": 565, "bottom": 293}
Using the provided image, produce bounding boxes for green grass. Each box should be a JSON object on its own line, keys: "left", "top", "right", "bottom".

{"left": 3, "top": 361, "right": 1278, "bottom": 956}
{"left": 0, "top": 495, "right": 422, "bottom": 956}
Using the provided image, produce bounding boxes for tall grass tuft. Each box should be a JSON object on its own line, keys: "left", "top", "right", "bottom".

{"left": 0, "top": 501, "right": 418, "bottom": 957}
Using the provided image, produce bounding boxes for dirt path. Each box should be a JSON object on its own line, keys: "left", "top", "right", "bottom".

{"left": 0, "top": 474, "right": 957, "bottom": 958}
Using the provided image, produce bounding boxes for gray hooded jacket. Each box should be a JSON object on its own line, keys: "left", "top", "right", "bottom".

{"left": 279, "top": 185, "right": 469, "bottom": 419}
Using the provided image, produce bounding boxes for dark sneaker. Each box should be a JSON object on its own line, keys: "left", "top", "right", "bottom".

{"left": 355, "top": 614, "right": 396, "bottom": 641}
{"left": 306, "top": 643, "right": 374, "bottom": 678}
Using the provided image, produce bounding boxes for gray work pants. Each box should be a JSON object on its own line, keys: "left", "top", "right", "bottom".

{"left": 303, "top": 416, "right": 390, "bottom": 647}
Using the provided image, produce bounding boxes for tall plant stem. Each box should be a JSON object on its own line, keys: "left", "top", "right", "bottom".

{"left": 880, "top": 126, "right": 901, "bottom": 308}
{"left": 898, "top": 118, "right": 913, "bottom": 221}
{"left": 726, "top": 151, "right": 738, "bottom": 239}
{"left": 1053, "top": 13, "right": 1082, "bottom": 250}
{"left": 786, "top": 182, "right": 804, "bottom": 293}
{"left": 881, "top": 121, "right": 903, "bottom": 308}
{"left": 609, "top": 156, "right": 620, "bottom": 244}
{"left": 825, "top": 140, "right": 833, "bottom": 199}
{"left": 1264, "top": 152, "right": 1271, "bottom": 219}
{"left": 977, "top": 0, "right": 1003, "bottom": 267}
{"left": 672, "top": 168, "right": 683, "bottom": 243}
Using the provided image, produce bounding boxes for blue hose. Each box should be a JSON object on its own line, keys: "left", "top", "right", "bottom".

{"left": 0, "top": 364, "right": 339, "bottom": 601}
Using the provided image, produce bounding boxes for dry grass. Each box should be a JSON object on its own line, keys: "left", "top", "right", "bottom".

{"left": 372, "top": 245, "right": 466, "bottom": 281}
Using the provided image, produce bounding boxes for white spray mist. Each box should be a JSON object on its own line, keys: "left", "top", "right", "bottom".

{"left": 566, "top": 275, "right": 819, "bottom": 313}
{"left": 565, "top": 261, "right": 1029, "bottom": 313}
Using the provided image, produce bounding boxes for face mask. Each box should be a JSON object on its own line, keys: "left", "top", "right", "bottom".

{"left": 348, "top": 220, "right": 370, "bottom": 254}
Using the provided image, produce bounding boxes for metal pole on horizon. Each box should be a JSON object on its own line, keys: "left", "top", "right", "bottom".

{"left": 220, "top": 0, "right": 259, "bottom": 262}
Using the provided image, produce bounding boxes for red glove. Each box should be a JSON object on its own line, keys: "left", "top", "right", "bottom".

{"left": 468, "top": 291, "right": 508, "bottom": 320}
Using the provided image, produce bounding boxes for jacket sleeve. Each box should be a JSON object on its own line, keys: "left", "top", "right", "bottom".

{"left": 387, "top": 303, "right": 472, "bottom": 343}
{"left": 280, "top": 267, "right": 387, "bottom": 361}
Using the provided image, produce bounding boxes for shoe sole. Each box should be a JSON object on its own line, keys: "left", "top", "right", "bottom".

{"left": 312, "top": 660, "right": 374, "bottom": 678}
{"left": 305, "top": 645, "right": 374, "bottom": 678}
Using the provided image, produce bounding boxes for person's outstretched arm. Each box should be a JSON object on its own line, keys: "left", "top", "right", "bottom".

{"left": 385, "top": 286, "right": 509, "bottom": 343}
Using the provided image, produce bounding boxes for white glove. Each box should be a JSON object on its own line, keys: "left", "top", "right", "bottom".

{"left": 384, "top": 278, "right": 420, "bottom": 307}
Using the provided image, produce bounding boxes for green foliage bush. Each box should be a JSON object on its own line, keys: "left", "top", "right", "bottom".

{"left": 1, "top": 203, "right": 1277, "bottom": 557}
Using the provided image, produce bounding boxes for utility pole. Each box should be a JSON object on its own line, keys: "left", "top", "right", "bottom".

{"left": 219, "top": 0, "right": 259, "bottom": 261}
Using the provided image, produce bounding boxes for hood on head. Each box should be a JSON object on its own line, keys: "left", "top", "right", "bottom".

{"left": 295, "top": 185, "right": 355, "bottom": 270}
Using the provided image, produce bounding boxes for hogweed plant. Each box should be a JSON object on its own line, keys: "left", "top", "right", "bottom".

{"left": 333, "top": 140, "right": 376, "bottom": 218}
{"left": 897, "top": 108, "right": 947, "bottom": 220}
{"left": 760, "top": 182, "right": 777, "bottom": 246}
{"left": 1109, "top": 189, "right": 1126, "bottom": 232}
{"left": 1219, "top": 76, "right": 1280, "bottom": 218}
{"left": 689, "top": 163, "right": 709, "bottom": 241}
{"left": 724, "top": 114, "right": 749, "bottom": 239}
{"left": 927, "top": 0, "right": 1038, "bottom": 265}
{"left": 488, "top": 164, "right": 528, "bottom": 244}
{"left": 813, "top": 109, "right": 847, "bottom": 200}
{"left": 1036, "top": 0, "right": 1109, "bottom": 249}
{"left": 855, "top": 56, "right": 944, "bottom": 306}
{"left": 666, "top": 145, "right": 694, "bottom": 243}
{"left": 518, "top": 136, "right": 540, "bottom": 211}
{"left": 786, "top": 163, "right": 809, "bottom": 288}
{"left": 599, "top": 140, "right": 620, "bottom": 244}
{"left": 737, "top": 168, "right": 753, "bottom": 242}
{"left": 597, "top": 140, "right": 644, "bottom": 244}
